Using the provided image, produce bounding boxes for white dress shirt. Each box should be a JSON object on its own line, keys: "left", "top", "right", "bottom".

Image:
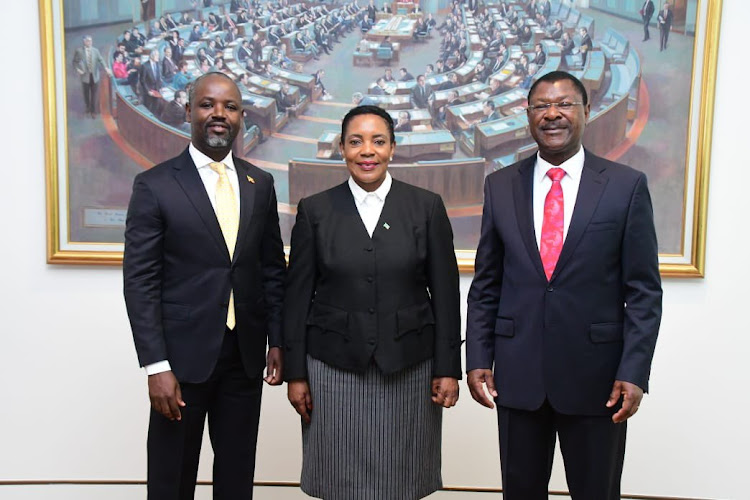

{"left": 144, "top": 143, "right": 240, "bottom": 376}
{"left": 348, "top": 172, "right": 392, "bottom": 237}
{"left": 533, "top": 147, "right": 585, "bottom": 250}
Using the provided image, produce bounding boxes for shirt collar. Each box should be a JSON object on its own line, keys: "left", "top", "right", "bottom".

{"left": 348, "top": 172, "right": 392, "bottom": 205}
{"left": 189, "top": 142, "right": 236, "bottom": 172}
{"left": 534, "top": 146, "right": 585, "bottom": 184}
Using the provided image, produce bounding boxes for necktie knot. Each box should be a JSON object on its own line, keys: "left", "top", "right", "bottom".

{"left": 547, "top": 167, "right": 565, "bottom": 183}
{"left": 210, "top": 161, "right": 226, "bottom": 175}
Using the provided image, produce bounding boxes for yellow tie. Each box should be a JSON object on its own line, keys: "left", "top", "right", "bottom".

{"left": 209, "top": 162, "right": 239, "bottom": 329}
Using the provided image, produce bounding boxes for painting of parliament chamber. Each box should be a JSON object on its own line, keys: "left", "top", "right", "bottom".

{"left": 45, "top": 0, "right": 715, "bottom": 272}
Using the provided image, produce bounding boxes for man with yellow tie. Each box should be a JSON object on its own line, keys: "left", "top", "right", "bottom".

{"left": 124, "top": 72, "right": 286, "bottom": 499}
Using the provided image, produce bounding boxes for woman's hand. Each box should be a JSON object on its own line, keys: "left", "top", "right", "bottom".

{"left": 431, "top": 377, "right": 459, "bottom": 408}
{"left": 287, "top": 379, "right": 313, "bottom": 424}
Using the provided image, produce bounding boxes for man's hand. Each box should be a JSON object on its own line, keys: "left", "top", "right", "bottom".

{"left": 606, "top": 380, "right": 644, "bottom": 423}
{"left": 148, "top": 371, "right": 185, "bottom": 421}
{"left": 264, "top": 347, "right": 283, "bottom": 385}
{"left": 431, "top": 377, "right": 459, "bottom": 408}
{"left": 467, "top": 368, "right": 498, "bottom": 409}
{"left": 287, "top": 379, "right": 312, "bottom": 424}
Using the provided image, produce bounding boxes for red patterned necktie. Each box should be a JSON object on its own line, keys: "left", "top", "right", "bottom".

{"left": 540, "top": 167, "right": 566, "bottom": 280}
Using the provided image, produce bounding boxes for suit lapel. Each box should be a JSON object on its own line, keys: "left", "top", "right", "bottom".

{"left": 372, "top": 179, "right": 400, "bottom": 238}
{"left": 550, "top": 153, "right": 608, "bottom": 281}
{"left": 512, "top": 157, "right": 546, "bottom": 280}
{"left": 233, "top": 158, "right": 257, "bottom": 265}
{"left": 171, "top": 149, "right": 230, "bottom": 260}
{"left": 334, "top": 182, "right": 373, "bottom": 241}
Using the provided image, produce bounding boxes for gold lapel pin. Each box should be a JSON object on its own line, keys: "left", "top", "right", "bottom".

{"left": 246, "top": 175, "right": 255, "bottom": 184}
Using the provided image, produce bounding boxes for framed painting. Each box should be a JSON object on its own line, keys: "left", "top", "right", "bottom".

{"left": 41, "top": 0, "right": 721, "bottom": 276}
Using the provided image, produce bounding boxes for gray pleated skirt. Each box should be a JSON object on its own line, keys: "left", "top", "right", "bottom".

{"left": 300, "top": 355, "right": 442, "bottom": 500}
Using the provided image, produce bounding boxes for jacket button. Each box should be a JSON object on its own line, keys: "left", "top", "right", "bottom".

{"left": 546, "top": 286, "right": 554, "bottom": 292}
{"left": 367, "top": 276, "right": 373, "bottom": 283}
{"left": 367, "top": 339, "right": 375, "bottom": 345}
{"left": 368, "top": 307, "right": 375, "bottom": 314}
{"left": 365, "top": 246, "right": 373, "bottom": 252}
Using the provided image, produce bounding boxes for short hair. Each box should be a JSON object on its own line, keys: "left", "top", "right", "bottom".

{"left": 399, "top": 67, "right": 407, "bottom": 73}
{"left": 188, "top": 72, "right": 239, "bottom": 106}
{"left": 426, "top": 64, "right": 434, "bottom": 71}
{"left": 341, "top": 105, "right": 395, "bottom": 144}
{"left": 484, "top": 100, "right": 496, "bottom": 110}
{"left": 527, "top": 70, "right": 588, "bottom": 106}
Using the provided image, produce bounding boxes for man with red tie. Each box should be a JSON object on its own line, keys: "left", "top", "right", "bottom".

{"left": 466, "top": 71, "right": 662, "bottom": 499}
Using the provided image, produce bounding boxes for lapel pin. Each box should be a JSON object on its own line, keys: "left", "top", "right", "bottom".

{"left": 246, "top": 175, "right": 255, "bottom": 184}
{"left": 383, "top": 222, "right": 390, "bottom": 230}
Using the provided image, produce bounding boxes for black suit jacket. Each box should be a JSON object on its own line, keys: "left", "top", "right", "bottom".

{"left": 410, "top": 83, "right": 433, "bottom": 108}
{"left": 124, "top": 148, "right": 286, "bottom": 383}
{"left": 140, "top": 60, "right": 163, "bottom": 94}
{"left": 642, "top": 0, "right": 655, "bottom": 21}
{"left": 466, "top": 152, "right": 662, "bottom": 416}
{"left": 283, "top": 180, "right": 462, "bottom": 380}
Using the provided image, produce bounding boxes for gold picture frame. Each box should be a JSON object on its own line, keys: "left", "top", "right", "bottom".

{"left": 41, "top": 0, "right": 722, "bottom": 275}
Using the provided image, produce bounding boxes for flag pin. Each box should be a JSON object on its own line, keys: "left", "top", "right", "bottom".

{"left": 246, "top": 175, "right": 255, "bottom": 184}
{"left": 383, "top": 222, "right": 390, "bottom": 230}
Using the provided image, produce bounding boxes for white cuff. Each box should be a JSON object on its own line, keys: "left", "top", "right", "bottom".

{"left": 144, "top": 360, "right": 171, "bottom": 376}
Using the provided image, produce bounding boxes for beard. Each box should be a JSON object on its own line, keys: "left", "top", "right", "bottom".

{"left": 206, "top": 135, "right": 231, "bottom": 148}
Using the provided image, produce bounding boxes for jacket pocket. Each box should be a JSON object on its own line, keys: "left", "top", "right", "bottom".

{"left": 162, "top": 302, "right": 190, "bottom": 321}
{"left": 589, "top": 322, "right": 623, "bottom": 343}
{"left": 586, "top": 220, "right": 618, "bottom": 232}
{"left": 396, "top": 302, "right": 435, "bottom": 339}
{"left": 306, "top": 302, "right": 349, "bottom": 338}
{"left": 494, "top": 317, "right": 515, "bottom": 337}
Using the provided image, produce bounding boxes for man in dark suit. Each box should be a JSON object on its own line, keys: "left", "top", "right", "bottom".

{"left": 124, "top": 73, "right": 286, "bottom": 500}
{"left": 531, "top": 43, "right": 546, "bottom": 67}
{"left": 641, "top": 0, "right": 655, "bottom": 41}
{"left": 399, "top": 67, "right": 415, "bottom": 81}
{"left": 658, "top": 2, "right": 674, "bottom": 51}
{"left": 578, "top": 27, "right": 593, "bottom": 65}
{"left": 367, "top": 0, "right": 377, "bottom": 23}
{"left": 466, "top": 71, "right": 662, "bottom": 499}
{"left": 140, "top": 50, "right": 164, "bottom": 113}
{"left": 410, "top": 74, "right": 433, "bottom": 109}
{"left": 160, "top": 89, "right": 188, "bottom": 128}
{"left": 71, "top": 35, "right": 111, "bottom": 118}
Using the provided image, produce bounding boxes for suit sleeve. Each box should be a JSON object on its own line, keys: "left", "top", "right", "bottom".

{"left": 260, "top": 176, "right": 287, "bottom": 348}
{"left": 426, "top": 194, "right": 462, "bottom": 378}
{"left": 123, "top": 175, "right": 167, "bottom": 368}
{"left": 282, "top": 198, "right": 318, "bottom": 380}
{"left": 466, "top": 177, "right": 504, "bottom": 372}
{"left": 616, "top": 173, "right": 662, "bottom": 392}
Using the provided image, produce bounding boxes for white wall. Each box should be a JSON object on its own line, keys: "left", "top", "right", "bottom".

{"left": 0, "top": 1, "right": 746, "bottom": 499}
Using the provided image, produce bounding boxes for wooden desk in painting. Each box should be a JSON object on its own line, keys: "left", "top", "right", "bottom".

{"left": 394, "top": 130, "right": 456, "bottom": 160}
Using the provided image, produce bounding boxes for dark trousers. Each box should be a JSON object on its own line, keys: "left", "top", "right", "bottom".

{"left": 81, "top": 74, "right": 98, "bottom": 114}
{"left": 147, "top": 332, "right": 263, "bottom": 500}
{"left": 642, "top": 17, "right": 651, "bottom": 40}
{"left": 497, "top": 400, "right": 626, "bottom": 500}
{"left": 659, "top": 26, "right": 670, "bottom": 50}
